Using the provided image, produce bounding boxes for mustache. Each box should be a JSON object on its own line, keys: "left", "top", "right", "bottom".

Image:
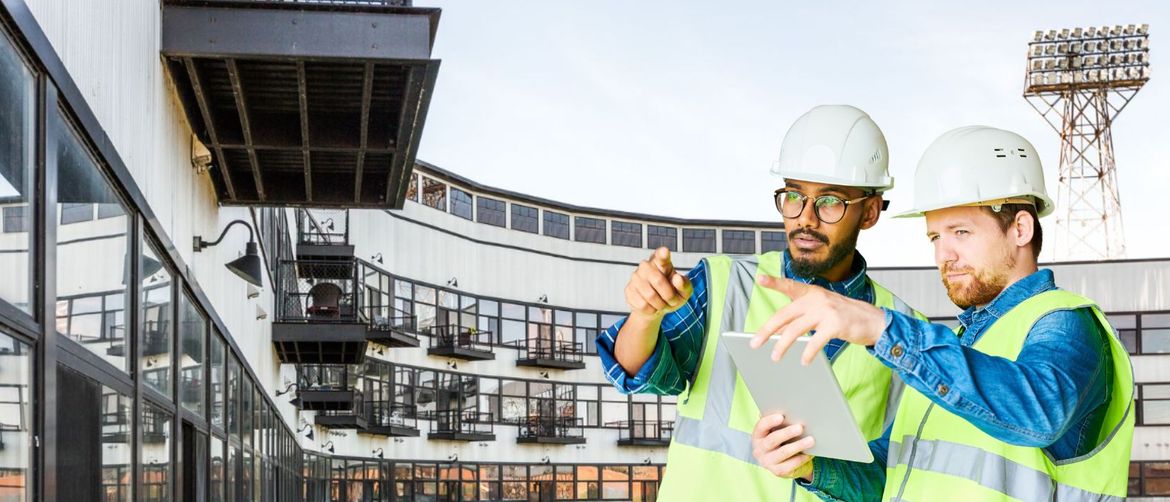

{"left": 940, "top": 264, "right": 975, "bottom": 277}
{"left": 788, "top": 228, "right": 829, "bottom": 245}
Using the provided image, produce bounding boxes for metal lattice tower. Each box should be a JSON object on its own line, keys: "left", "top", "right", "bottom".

{"left": 1024, "top": 24, "right": 1149, "bottom": 261}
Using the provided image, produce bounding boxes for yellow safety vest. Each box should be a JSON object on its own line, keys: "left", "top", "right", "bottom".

{"left": 659, "top": 251, "right": 924, "bottom": 501}
{"left": 883, "top": 290, "right": 1134, "bottom": 501}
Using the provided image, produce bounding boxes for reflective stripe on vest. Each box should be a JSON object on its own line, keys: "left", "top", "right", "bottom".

{"left": 666, "top": 252, "right": 924, "bottom": 502}
{"left": 884, "top": 290, "right": 1135, "bottom": 501}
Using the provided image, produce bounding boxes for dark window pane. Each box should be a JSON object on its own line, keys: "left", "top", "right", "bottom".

{"left": 646, "top": 225, "right": 677, "bottom": 251}
{"left": 142, "top": 242, "right": 173, "bottom": 398}
{"left": 543, "top": 211, "right": 569, "bottom": 240}
{"left": 60, "top": 202, "right": 92, "bottom": 224}
{"left": 421, "top": 177, "right": 446, "bottom": 211}
{"left": 210, "top": 332, "right": 225, "bottom": 430}
{"left": 682, "top": 228, "right": 716, "bottom": 253}
{"left": 57, "top": 367, "right": 132, "bottom": 502}
{"left": 723, "top": 230, "right": 756, "bottom": 254}
{"left": 611, "top": 221, "right": 642, "bottom": 248}
{"left": 476, "top": 197, "right": 506, "bottom": 227}
{"left": 0, "top": 28, "right": 36, "bottom": 316}
{"left": 761, "top": 230, "right": 787, "bottom": 253}
{"left": 140, "top": 401, "right": 173, "bottom": 499}
{"left": 2, "top": 205, "right": 27, "bottom": 233}
{"left": 180, "top": 292, "right": 207, "bottom": 416}
{"left": 450, "top": 188, "right": 472, "bottom": 220}
{"left": 0, "top": 332, "right": 31, "bottom": 501}
{"left": 55, "top": 112, "right": 132, "bottom": 373}
{"left": 574, "top": 216, "right": 606, "bottom": 244}
{"left": 512, "top": 204, "right": 538, "bottom": 234}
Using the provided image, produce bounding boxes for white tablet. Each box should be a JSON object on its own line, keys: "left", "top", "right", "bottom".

{"left": 721, "top": 332, "right": 873, "bottom": 463}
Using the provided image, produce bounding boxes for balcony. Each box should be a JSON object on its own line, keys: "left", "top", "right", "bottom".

{"left": 427, "top": 410, "right": 495, "bottom": 442}
{"left": 425, "top": 325, "right": 494, "bottom": 361}
{"left": 513, "top": 338, "right": 585, "bottom": 370}
{"left": 315, "top": 391, "right": 369, "bottom": 430}
{"left": 161, "top": 0, "right": 441, "bottom": 207}
{"left": 296, "top": 209, "right": 354, "bottom": 261}
{"left": 516, "top": 416, "right": 586, "bottom": 445}
{"left": 364, "top": 307, "right": 420, "bottom": 348}
{"left": 295, "top": 364, "right": 361, "bottom": 411}
{"left": 364, "top": 402, "right": 419, "bottom": 437}
{"left": 616, "top": 420, "right": 673, "bottom": 447}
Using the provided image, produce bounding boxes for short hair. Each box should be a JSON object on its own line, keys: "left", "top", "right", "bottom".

{"left": 983, "top": 204, "right": 1042, "bottom": 259}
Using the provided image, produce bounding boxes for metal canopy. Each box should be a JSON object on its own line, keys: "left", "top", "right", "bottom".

{"left": 162, "top": 2, "right": 440, "bottom": 207}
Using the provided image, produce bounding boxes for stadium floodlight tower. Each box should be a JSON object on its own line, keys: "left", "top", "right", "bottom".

{"left": 1024, "top": 24, "right": 1150, "bottom": 260}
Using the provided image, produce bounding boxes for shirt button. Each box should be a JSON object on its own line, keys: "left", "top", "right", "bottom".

{"left": 890, "top": 344, "right": 904, "bottom": 358}
{"left": 937, "top": 384, "right": 950, "bottom": 397}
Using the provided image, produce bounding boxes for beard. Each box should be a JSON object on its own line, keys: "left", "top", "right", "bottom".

{"left": 788, "top": 225, "right": 860, "bottom": 279}
{"left": 941, "top": 250, "right": 1016, "bottom": 309}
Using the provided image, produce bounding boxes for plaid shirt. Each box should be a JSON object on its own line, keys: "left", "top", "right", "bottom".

{"left": 596, "top": 250, "right": 873, "bottom": 395}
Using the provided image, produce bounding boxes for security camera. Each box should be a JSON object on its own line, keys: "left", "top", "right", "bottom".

{"left": 191, "top": 136, "right": 212, "bottom": 174}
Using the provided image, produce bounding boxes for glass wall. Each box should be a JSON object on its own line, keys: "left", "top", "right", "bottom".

{"left": 140, "top": 401, "right": 172, "bottom": 502}
{"left": 179, "top": 291, "right": 206, "bottom": 416}
{"left": 142, "top": 241, "right": 173, "bottom": 398}
{"left": 0, "top": 331, "right": 32, "bottom": 502}
{"left": 54, "top": 109, "right": 132, "bottom": 372}
{"left": 0, "top": 27, "right": 36, "bottom": 315}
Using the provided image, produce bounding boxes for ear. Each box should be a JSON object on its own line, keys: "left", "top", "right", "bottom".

{"left": 859, "top": 195, "right": 882, "bottom": 230}
{"left": 1012, "top": 210, "right": 1035, "bottom": 249}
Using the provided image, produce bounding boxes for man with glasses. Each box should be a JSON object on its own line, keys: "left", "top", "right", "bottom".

{"left": 595, "top": 105, "right": 925, "bottom": 501}
{"left": 749, "top": 126, "right": 1132, "bottom": 501}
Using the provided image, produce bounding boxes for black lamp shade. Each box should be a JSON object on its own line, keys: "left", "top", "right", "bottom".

{"left": 226, "top": 242, "right": 264, "bottom": 287}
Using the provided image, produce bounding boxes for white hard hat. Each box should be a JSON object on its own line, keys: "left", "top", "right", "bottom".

{"left": 896, "top": 126, "right": 1054, "bottom": 218}
{"left": 771, "top": 105, "right": 893, "bottom": 191}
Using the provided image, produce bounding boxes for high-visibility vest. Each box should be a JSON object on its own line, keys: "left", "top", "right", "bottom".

{"left": 659, "top": 252, "right": 923, "bottom": 501}
{"left": 883, "top": 289, "right": 1134, "bottom": 501}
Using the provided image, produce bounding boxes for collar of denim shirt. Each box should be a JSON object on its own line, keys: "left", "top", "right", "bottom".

{"left": 782, "top": 249, "right": 874, "bottom": 304}
{"left": 955, "top": 269, "right": 1057, "bottom": 345}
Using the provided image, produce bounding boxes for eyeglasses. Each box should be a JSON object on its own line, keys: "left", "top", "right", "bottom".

{"left": 773, "top": 190, "right": 872, "bottom": 224}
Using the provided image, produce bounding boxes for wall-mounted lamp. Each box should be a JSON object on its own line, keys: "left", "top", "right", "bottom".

{"left": 447, "top": 277, "right": 459, "bottom": 288}
{"left": 321, "top": 441, "right": 335, "bottom": 454}
{"left": 296, "top": 424, "right": 314, "bottom": 442}
{"left": 447, "top": 360, "right": 459, "bottom": 370}
{"left": 193, "top": 219, "right": 264, "bottom": 287}
{"left": 275, "top": 383, "right": 297, "bottom": 398}
{"left": 537, "top": 294, "right": 548, "bottom": 304}
{"left": 321, "top": 218, "right": 336, "bottom": 231}
{"left": 371, "top": 253, "right": 384, "bottom": 264}
{"left": 540, "top": 456, "right": 550, "bottom": 465}
{"left": 539, "top": 371, "right": 549, "bottom": 380}
{"left": 448, "top": 453, "right": 459, "bottom": 462}
{"left": 393, "top": 438, "right": 405, "bottom": 444}
{"left": 372, "top": 448, "right": 385, "bottom": 459}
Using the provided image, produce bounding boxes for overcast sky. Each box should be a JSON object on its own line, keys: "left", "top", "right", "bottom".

{"left": 412, "top": 0, "right": 1169, "bottom": 266}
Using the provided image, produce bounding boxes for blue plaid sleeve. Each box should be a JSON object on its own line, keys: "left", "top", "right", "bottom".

{"left": 596, "top": 261, "right": 709, "bottom": 395}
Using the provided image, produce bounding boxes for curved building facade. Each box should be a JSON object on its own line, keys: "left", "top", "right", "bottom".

{"left": 0, "top": 1, "right": 1168, "bottom": 501}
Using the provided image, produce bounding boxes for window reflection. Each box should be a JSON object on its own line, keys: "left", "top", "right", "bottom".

{"left": 0, "top": 28, "right": 36, "bottom": 315}
{"left": 0, "top": 332, "right": 31, "bottom": 502}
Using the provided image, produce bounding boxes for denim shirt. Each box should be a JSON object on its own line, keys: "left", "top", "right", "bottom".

{"left": 595, "top": 250, "right": 870, "bottom": 396}
{"left": 803, "top": 269, "right": 1113, "bottom": 501}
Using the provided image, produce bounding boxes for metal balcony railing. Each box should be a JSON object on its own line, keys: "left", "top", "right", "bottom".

{"left": 363, "top": 306, "right": 417, "bottom": 334}
{"left": 514, "top": 338, "right": 584, "bottom": 364}
{"left": 296, "top": 364, "right": 358, "bottom": 391}
{"left": 431, "top": 410, "right": 494, "bottom": 436}
{"left": 518, "top": 416, "right": 584, "bottom": 440}
{"left": 368, "top": 401, "right": 418, "bottom": 429}
{"left": 297, "top": 209, "right": 350, "bottom": 246}
{"left": 617, "top": 420, "right": 673, "bottom": 443}
{"left": 276, "top": 260, "right": 359, "bottom": 323}
{"left": 317, "top": 389, "right": 366, "bottom": 419}
{"left": 426, "top": 325, "right": 493, "bottom": 353}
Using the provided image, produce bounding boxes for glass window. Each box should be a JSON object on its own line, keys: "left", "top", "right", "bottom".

{"left": 722, "top": 230, "right": 756, "bottom": 254}
{"left": 228, "top": 355, "right": 240, "bottom": 440}
{"left": 476, "top": 196, "right": 506, "bottom": 227}
{"left": 611, "top": 221, "right": 642, "bottom": 248}
{"left": 1110, "top": 314, "right": 1138, "bottom": 354}
{"left": 574, "top": 216, "right": 606, "bottom": 244}
{"left": 141, "top": 401, "right": 173, "bottom": 501}
{"left": 682, "top": 228, "right": 716, "bottom": 253}
{"left": 511, "top": 204, "right": 538, "bottom": 234}
{"left": 0, "top": 332, "right": 31, "bottom": 502}
{"left": 54, "top": 110, "right": 132, "bottom": 373}
{"left": 421, "top": 177, "right": 446, "bottom": 211}
{"left": 142, "top": 241, "right": 173, "bottom": 397}
{"left": 59, "top": 202, "right": 92, "bottom": 224}
{"left": 0, "top": 30, "right": 34, "bottom": 316}
{"left": 450, "top": 187, "right": 472, "bottom": 220}
{"left": 211, "top": 438, "right": 225, "bottom": 502}
{"left": 543, "top": 211, "right": 569, "bottom": 240}
{"left": 210, "top": 331, "right": 225, "bottom": 430}
{"left": 1143, "top": 384, "right": 1170, "bottom": 425}
{"left": 761, "top": 230, "right": 787, "bottom": 253}
{"left": 405, "top": 172, "right": 418, "bottom": 202}
{"left": 97, "top": 202, "right": 124, "bottom": 220}
{"left": 57, "top": 367, "right": 132, "bottom": 502}
{"left": 646, "top": 225, "right": 677, "bottom": 251}
{"left": 180, "top": 291, "right": 206, "bottom": 416}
